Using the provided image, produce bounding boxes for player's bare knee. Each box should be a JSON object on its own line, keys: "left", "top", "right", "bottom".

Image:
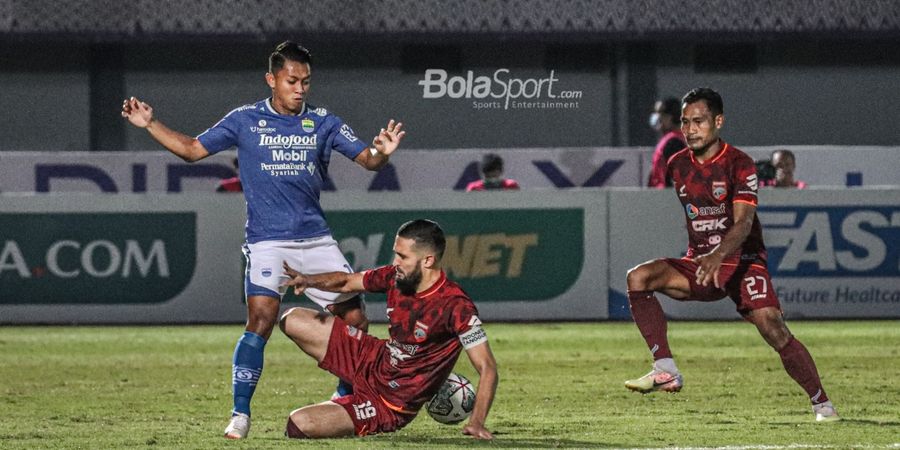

{"left": 752, "top": 310, "right": 792, "bottom": 349}
{"left": 343, "top": 309, "right": 369, "bottom": 331}
{"left": 626, "top": 265, "right": 651, "bottom": 291}
{"left": 285, "top": 410, "right": 312, "bottom": 439}
{"left": 279, "top": 307, "right": 306, "bottom": 336}
{"left": 278, "top": 308, "right": 294, "bottom": 335}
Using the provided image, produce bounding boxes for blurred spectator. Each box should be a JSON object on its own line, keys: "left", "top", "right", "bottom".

{"left": 647, "top": 97, "right": 686, "bottom": 188}
{"left": 216, "top": 157, "right": 242, "bottom": 192}
{"left": 764, "top": 149, "right": 806, "bottom": 189}
{"left": 466, "top": 153, "right": 520, "bottom": 191}
{"left": 755, "top": 159, "right": 776, "bottom": 185}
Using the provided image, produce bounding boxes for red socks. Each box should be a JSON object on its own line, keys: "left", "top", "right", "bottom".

{"left": 778, "top": 337, "right": 829, "bottom": 404}
{"left": 628, "top": 290, "right": 672, "bottom": 360}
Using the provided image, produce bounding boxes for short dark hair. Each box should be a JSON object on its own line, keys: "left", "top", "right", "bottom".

{"left": 772, "top": 148, "right": 796, "bottom": 163}
{"left": 269, "top": 41, "right": 312, "bottom": 74}
{"left": 682, "top": 87, "right": 724, "bottom": 117}
{"left": 397, "top": 219, "right": 446, "bottom": 260}
{"left": 659, "top": 97, "right": 682, "bottom": 120}
{"left": 481, "top": 153, "right": 504, "bottom": 175}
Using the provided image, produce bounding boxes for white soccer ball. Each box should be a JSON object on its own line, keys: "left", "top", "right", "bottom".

{"left": 425, "top": 372, "right": 476, "bottom": 424}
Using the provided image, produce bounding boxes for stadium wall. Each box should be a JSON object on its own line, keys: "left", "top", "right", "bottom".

{"left": 1, "top": 189, "right": 898, "bottom": 324}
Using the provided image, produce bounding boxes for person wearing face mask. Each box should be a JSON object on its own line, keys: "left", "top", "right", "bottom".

{"left": 647, "top": 97, "right": 687, "bottom": 188}
{"left": 465, "top": 153, "right": 520, "bottom": 191}
{"left": 766, "top": 149, "right": 806, "bottom": 189}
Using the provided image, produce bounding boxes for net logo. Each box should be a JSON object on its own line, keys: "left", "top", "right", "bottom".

{"left": 0, "top": 213, "right": 196, "bottom": 304}
{"left": 329, "top": 208, "right": 583, "bottom": 303}
{"left": 761, "top": 206, "right": 900, "bottom": 277}
{"left": 418, "top": 68, "right": 583, "bottom": 110}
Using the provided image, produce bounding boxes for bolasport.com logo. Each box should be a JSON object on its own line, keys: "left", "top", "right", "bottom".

{"left": 418, "top": 68, "right": 583, "bottom": 110}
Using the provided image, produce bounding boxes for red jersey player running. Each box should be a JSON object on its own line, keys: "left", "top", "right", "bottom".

{"left": 623, "top": 87, "right": 840, "bottom": 422}
{"left": 278, "top": 219, "right": 498, "bottom": 439}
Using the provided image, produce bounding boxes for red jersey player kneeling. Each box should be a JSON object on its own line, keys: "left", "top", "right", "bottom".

{"left": 279, "top": 219, "right": 498, "bottom": 440}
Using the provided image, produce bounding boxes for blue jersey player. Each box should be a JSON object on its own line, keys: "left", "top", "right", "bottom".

{"left": 121, "top": 41, "right": 405, "bottom": 439}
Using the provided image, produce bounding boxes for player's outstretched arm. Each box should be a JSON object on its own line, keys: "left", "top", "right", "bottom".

{"left": 354, "top": 119, "right": 405, "bottom": 171}
{"left": 121, "top": 97, "right": 210, "bottom": 162}
{"left": 462, "top": 341, "right": 498, "bottom": 440}
{"left": 282, "top": 261, "right": 366, "bottom": 295}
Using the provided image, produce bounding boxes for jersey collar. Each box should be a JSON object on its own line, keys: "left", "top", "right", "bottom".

{"left": 415, "top": 270, "right": 447, "bottom": 299}
{"left": 265, "top": 98, "right": 307, "bottom": 116}
{"left": 689, "top": 140, "right": 730, "bottom": 166}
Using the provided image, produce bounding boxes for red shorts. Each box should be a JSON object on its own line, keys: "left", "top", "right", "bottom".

{"left": 319, "top": 317, "right": 417, "bottom": 436}
{"left": 662, "top": 258, "right": 781, "bottom": 315}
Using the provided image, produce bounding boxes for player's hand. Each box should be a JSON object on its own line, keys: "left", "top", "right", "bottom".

{"left": 282, "top": 261, "right": 309, "bottom": 295}
{"left": 693, "top": 251, "right": 724, "bottom": 288}
{"left": 372, "top": 120, "right": 405, "bottom": 156}
{"left": 462, "top": 423, "right": 494, "bottom": 440}
{"left": 121, "top": 97, "right": 155, "bottom": 128}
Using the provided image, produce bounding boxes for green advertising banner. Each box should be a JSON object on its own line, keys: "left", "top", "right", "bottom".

{"left": 0, "top": 213, "right": 196, "bottom": 304}
{"left": 284, "top": 208, "right": 583, "bottom": 303}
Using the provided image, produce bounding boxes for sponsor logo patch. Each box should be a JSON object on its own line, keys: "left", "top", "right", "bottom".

{"left": 339, "top": 124, "right": 359, "bottom": 143}
{"left": 746, "top": 173, "right": 759, "bottom": 191}
{"left": 686, "top": 204, "right": 699, "bottom": 219}
{"left": 301, "top": 118, "right": 315, "bottom": 133}
{"left": 712, "top": 181, "right": 727, "bottom": 201}
{"left": 692, "top": 218, "right": 728, "bottom": 232}
{"left": 413, "top": 320, "right": 429, "bottom": 342}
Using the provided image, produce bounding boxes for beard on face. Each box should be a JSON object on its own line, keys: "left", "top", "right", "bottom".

{"left": 395, "top": 265, "right": 423, "bottom": 296}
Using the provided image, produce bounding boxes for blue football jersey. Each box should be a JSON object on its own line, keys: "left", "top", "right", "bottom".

{"left": 198, "top": 99, "right": 367, "bottom": 243}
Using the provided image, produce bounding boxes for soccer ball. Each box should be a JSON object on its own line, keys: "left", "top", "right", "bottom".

{"left": 425, "top": 372, "right": 476, "bottom": 424}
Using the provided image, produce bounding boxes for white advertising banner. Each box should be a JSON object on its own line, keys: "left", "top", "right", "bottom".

{"left": 0, "top": 191, "right": 608, "bottom": 324}
{"left": 1, "top": 188, "right": 896, "bottom": 323}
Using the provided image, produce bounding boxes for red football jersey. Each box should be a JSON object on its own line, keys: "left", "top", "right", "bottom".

{"left": 465, "top": 178, "right": 520, "bottom": 191}
{"left": 362, "top": 265, "right": 486, "bottom": 412}
{"left": 666, "top": 141, "right": 767, "bottom": 265}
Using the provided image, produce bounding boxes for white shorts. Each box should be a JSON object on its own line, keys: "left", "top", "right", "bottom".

{"left": 242, "top": 236, "right": 358, "bottom": 308}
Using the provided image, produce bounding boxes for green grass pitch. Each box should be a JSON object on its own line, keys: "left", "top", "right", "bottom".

{"left": 2, "top": 321, "right": 898, "bottom": 449}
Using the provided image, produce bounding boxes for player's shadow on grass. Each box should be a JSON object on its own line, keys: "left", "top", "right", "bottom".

{"left": 835, "top": 418, "right": 900, "bottom": 426}
{"left": 383, "top": 436, "right": 622, "bottom": 448}
{"left": 767, "top": 418, "right": 900, "bottom": 427}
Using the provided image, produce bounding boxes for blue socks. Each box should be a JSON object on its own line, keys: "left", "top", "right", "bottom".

{"left": 232, "top": 331, "right": 266, "bottom": 416}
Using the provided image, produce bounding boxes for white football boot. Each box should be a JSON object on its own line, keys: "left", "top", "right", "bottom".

{"left": 624, "top": 369, "right": 683, "bottom": 393}
{"left": 224, "top": 412, "right": 251, "bottom": 439}
{"left": 813, "top": 401, "right": 841, "bottom": 422}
